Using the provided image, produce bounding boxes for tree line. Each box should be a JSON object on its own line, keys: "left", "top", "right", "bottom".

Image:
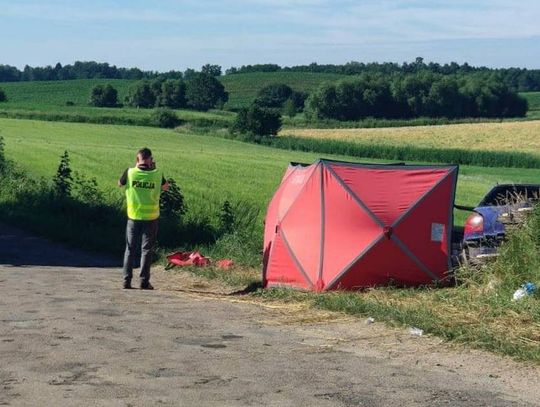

{"left": 0, "top": 61, "right": 222, "bottom": 82}
{"left": 305, "top": 72, "right": 528, "bottom": 120}
{"left": 226, "top": 57, "right": 540, "bottom": 92}
{"left": 2, "top": 58, "right": 540, "bottom": 93}
{"left": 90, "top": 73, "right": 228, "bottom": 112}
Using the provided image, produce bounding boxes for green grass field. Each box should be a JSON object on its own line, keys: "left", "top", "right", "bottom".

{"left": 1, "top": 118, "right": 539, "bottom": 226}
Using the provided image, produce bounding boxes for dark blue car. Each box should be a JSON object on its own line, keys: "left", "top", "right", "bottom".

{"left": 459, "top": 184, "right": 540, "bottom": 265}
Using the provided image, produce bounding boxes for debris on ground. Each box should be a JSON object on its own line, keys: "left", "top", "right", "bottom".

{"left": 409, "top": 327, "right": 424, "bottom": 337}
{"left": 512, "top": 282, "right": 537, "bottom": 301}
{"left": 165, "top": 251, "right": 234, "bottom": 270}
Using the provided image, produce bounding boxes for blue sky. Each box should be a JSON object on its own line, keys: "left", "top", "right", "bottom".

{"left": 1, "top": 0, "right": 539, "bottom": 71}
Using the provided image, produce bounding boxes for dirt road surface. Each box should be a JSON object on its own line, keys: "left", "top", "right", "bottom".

{"left": 1, "top": 223, "right": 540, "bottom": 406}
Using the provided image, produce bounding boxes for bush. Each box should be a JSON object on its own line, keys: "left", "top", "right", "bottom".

{"left": 0, "top": 89, "right": 6, "bottom": 102}
{"left": 72, "top": 171, "right": 104, "bottom": 206}
{"left": 65, "top": 101, "right": 75, "bottom": 106}
{"left": 160, "top": 177, "right": 186, "bottom": 218}
{"left": 151, "top": 108, "right": 181, "bottom": 128}
{"left": 231, "top": 104, "right": 282, "bottom": 140}
{"left": 53, "top": 151, "right": 72, "bottom": 197}
{"left": 89, "top": 84, "right": 118, "bottom": 107}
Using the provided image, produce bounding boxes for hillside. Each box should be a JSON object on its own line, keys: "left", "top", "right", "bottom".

{"left": 0, "top": 77, "right": 538, "bottom": 122}
{"left": 220, "top": 71, "right": 346, "bottom": 109}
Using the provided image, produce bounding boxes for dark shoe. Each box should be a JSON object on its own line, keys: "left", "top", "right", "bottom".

{"left": 140, "top": 282, "right": 154, "bottom": 290}
{"left": 123, "top": 281, "right": 133, "bottom": 289}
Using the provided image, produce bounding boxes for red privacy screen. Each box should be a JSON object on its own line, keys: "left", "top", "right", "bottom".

{"left": 263, "top": 160, "right": 458, "bottom": 291}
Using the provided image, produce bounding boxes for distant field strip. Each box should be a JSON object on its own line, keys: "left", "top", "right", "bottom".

{"left": 278, "top": 120, "right": 540, "bottom": 168}
{"left": 281, "top": 120, "right": 540, "bottom": 155}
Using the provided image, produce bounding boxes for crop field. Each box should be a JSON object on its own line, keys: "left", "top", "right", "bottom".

{"left": 281, "top": 119, "right": 540, "bottom": 156}
{"left": 2, "top": 118, "right": 540, "bottom": 226}
{"left": 0, "top": 72, "right": 346, "bottom": 112}
{"left": 522, "top": 91, "right": 540, "bottom": 119}
{"left": 0, "top": 79, "right": 135, "bottom": 107}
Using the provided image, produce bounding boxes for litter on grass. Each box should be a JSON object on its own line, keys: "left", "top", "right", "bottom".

{"left": 166, "top": 251, "right": 234, "bottom": 270}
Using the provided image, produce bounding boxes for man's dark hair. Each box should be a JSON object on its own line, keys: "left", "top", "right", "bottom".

{"left": 137, "top": 147, "right": 152, "bottom": 159}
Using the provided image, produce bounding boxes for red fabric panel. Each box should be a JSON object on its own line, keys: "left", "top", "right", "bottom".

{"left": 264, "top": 232, "right": 311, "bottom": 289}
{"left": 277, "top": 164, "right": 316, "bottom": 220}
{"left": 335, "top": 238, "right": 432, "bottom": 289}
{"left": 263, "top": 166, "right": 297, "bottom": 252}
{"left": 321, "top": 167, "right": 383, "bottom": 289}
{"left": 394, "top": 172, "right": 456, "bottom": 280}
{"left": 329, "top": 165, "right": 450, "bottom": 226}
{"left": 281, "top": 166, "right": 322, "bottom": 285}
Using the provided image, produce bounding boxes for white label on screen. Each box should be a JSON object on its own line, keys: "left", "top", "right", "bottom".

{"left": 431, "top": 223, "right": 445, "bottom": 242}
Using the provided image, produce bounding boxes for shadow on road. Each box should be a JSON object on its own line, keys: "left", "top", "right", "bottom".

{"left": 0, "top": 222, "right": 120, "bottom": 268}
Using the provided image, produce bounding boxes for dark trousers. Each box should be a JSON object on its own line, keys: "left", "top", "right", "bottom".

{"left": 122, "top": 219, "right": 158, "bottom": 284}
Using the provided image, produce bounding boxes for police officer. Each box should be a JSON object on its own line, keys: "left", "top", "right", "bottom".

{"left": 118, "top": 148, "right": 169, "bottom": 289}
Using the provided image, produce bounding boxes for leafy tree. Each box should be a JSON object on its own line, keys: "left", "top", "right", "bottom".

{"left": 304, "top": 82, "right": 342, "bottom": 120}
{"left": 289, "top": 91, "right": 307, "bottom": 111}
{"left": 254, "top": 83, "right": 293, "bottom": 108}
{"left": 282, "top": 98, "right": 297, "bottom": 117}
{"left": 89, "top": 84, "right": 118, "bottom": 107}
{"left": 232, "top": 104, "right": 282, "bottom": 139}
{"left": 125, "top": 80, "right": 156, "bottom": 108}
{"left": 0, "top": 89, "right": 6, "bottom": 102}
{"left": 53, "top": 151, "right": 72, "bottom": 197}
{"left": 183, "top": 68, "right": 197, "bottom": 81}
{"left": 425, "top": 76, "right": 462, "bottom": 118}
{"left": 201, "top": 64, "right": 222, "bottom": 76}
{"left": 157, "top": 80, "right": 187, "bottom": 108}
{"left": 186, "top": 73, "right": 228, "bottom": 111}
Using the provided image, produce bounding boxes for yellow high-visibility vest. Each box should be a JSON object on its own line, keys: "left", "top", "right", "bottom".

{"left": 125, "top": 167, "right": 162, "bottom": 220}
